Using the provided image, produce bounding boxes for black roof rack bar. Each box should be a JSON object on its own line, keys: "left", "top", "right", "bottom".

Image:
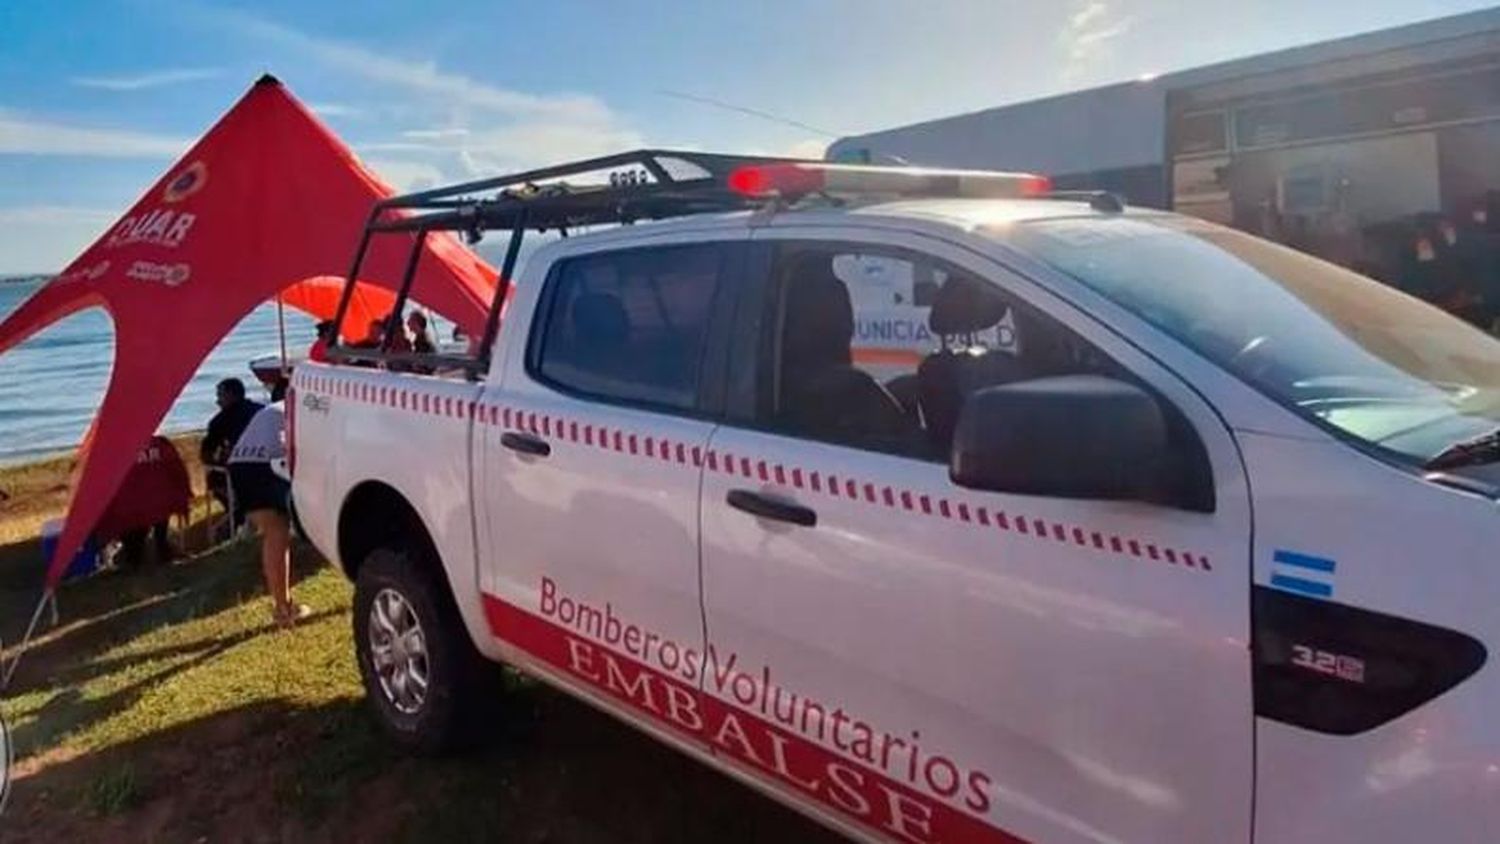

{"left": 370, "top": 179, "right": 757, "bottom": 234}
{"left": 1044, "top": 190, "right": 1126, "bottom": 213}
{"left": 376, "top": 148, "right": 806, "bottom": 212}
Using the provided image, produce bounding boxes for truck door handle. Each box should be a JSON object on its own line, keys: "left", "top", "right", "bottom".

{"left": 501, "top": 431, "right": 551, "bottom": 457}
{"left": 726, "top": 489, "right": 817, "bottom": 528}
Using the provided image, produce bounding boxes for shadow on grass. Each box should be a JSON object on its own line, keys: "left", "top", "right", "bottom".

{"left": 6, "top": 681, "right": 840, "bottom": 844}
{"left": 8, "top": 607, "right": 344, "bottom": 761}
{"left": 2, "top": 540, "right": 324, "bottom": 675}
{"left": 1, "top": 536, "right": 330, "bottom": 761}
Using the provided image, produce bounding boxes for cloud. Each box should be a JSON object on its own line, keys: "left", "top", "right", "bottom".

{"left": 360, "top": 121, "right": 646, "bottom": 180}
{"left": 202, "top": 7, "right": 609, "bottom": 124}
{"left": 1059, "top": 0, "right": 1134, "bottom": 81}
{"left": 0, "top": 109, "right": 190, "bottom": 158}
{"left": 309, "top": 102, "right": 365, "bottom": 119}
{"left": 71, "top": 67, "right": 222, "bottom": 91}
{"left": 459, "top": 123, "right": 646, "bottom": 174}
{"left": 361, "top": 158, "right": 444, "bottom": 192}
{"left": 188, "top": 6, "right": 648, "bottom": 186}
{"left": 782, "top": 139, "right": 829, "bottom": 160}
{"left": 0, "top": 206, "right": 119, "bottom": 273}
{"left": 0, "top": 206, "right": 118, "bottom": 226}
{"left": 402, "top": 128, "right": 470, "bottom": 140}
{"left": 1068, "top": 2, "right": 1109, "bottom": 31}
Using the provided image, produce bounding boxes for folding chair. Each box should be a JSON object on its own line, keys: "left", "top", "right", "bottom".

{"left": 204, "top": 465, "right": 242, "bottom": 544}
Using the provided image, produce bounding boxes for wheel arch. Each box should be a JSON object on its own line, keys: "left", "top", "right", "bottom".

{"left": 337, "top": 480, "right": 445, "bottom": 588}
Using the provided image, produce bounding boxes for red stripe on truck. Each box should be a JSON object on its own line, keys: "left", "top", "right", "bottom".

{"left": 481, "top": 589, "right": 1031, "bottom": 844}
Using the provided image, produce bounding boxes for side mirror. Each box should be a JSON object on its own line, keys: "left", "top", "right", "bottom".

{"left": 950, "top": 376, "right": 1168, "bottom": 501}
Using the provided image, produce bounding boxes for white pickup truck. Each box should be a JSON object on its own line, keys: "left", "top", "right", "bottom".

{"left": 291, "top": 152, "right": 1500, "bottom": 844}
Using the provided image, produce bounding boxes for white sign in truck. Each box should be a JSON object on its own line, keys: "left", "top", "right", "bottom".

{"left": 291, "top": 152, "right": 1500, "bottom": 844}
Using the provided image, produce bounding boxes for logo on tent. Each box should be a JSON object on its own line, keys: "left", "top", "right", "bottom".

{"left": 163, "top": 161, "right": 209, "bottom": 203}
{"left": 53, "top": 260, "right": 111, "bottom": 286}
{"left": 126, "top": 261, "right": 192, "bottom": 287}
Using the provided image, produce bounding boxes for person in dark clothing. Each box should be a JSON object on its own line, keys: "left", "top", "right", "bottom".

{"left": 407, "top": 311, "right": 436, "bottom": 355}
{"left": 307, "top": 320, "right": 335, "bottom": 363}
{"left": 202, "top": 377, "right": 263, "bottom": 512}
{"left": 1458, "top": 196, "right": 1500, "bottom": 331}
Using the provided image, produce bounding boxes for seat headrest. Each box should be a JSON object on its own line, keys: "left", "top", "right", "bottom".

{"left": 929, "top": 275, "right": 1010, "bottom": 335}
{"left": 571, "top": 291, "right": 629, "bottom": 348}
{"left": 782, "top": 253, "right": 854, "bottom": 366}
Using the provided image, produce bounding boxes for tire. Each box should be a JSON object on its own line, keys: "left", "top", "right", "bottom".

{"left": 352, "top": 546, "right": 498, "bottom": 754}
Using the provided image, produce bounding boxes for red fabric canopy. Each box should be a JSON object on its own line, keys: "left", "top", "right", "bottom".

{"left": 278, "top": 275, "right": 397, "bottom": 336}
{"left": 0, "top": 76, "right": 497, "bottom": 589}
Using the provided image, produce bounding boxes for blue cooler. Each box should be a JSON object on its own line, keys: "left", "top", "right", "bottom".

{"left": 40, "top": 519, "right": 101, "bottom": 581}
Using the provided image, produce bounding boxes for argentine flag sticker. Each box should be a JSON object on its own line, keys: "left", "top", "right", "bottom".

{"left": 1270, "top": 549, "right": 1337, "bottom": 598}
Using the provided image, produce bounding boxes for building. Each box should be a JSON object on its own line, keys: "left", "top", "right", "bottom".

{"left": 829, "top": 8, "right": 1500, "bottom": 287}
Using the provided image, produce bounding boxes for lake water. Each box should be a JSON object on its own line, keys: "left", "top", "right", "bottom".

{"left": 0, "top": 279, "right": 316, "bottom": 465}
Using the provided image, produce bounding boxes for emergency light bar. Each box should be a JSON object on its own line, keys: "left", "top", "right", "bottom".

{"left": 726, "top": 162, "right": 1053, "bottom": 201}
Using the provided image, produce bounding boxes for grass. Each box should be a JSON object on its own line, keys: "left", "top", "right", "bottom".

{"left": 84, "top": 765, "right": 142, "bottom": 817}
{"left": 0, "top": 444, "right": 836, "bottom": 843}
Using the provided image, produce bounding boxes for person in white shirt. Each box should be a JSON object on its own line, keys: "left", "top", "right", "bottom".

{"left": 227, "top": 402, "right": 309, "bottom": 627}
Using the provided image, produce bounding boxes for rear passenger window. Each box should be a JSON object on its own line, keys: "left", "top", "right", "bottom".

{"left": 762, "top": 243, "right": 1120, "bottom": 460}
{"left": 533, "top": 244, "right": 728, "bottom": 412}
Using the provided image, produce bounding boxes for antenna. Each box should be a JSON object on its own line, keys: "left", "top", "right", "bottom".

{"left": 655, "top": 90, "right": 912, "bottom": 166}
{"left": 657, "top": 90, "right": 838, "bottom": 138}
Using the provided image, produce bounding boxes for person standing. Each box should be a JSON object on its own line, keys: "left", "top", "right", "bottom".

{"left": 227, "top": 402, "right": 309, "bottom": 627}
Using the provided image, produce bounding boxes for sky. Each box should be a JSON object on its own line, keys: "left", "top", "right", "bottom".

{"left": 0, "top": 0, "right": 1493, "bottom": 273}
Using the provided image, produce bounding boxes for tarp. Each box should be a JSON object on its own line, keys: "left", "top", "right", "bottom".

{"left": 0, "top": 75, "right": 497, "bottom": 589}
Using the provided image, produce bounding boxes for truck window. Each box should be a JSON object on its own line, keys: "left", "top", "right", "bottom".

{"left": 531, "top": 243, "right": 729, "bottom": 412}
{"left": 758, "top": 242, "right": 1119, "bottom": 460}
{"left": 997, "top": 215, "right": 1500, "bottom": 465}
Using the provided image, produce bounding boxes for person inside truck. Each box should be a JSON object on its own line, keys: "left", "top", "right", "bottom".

{"left": 407, "top": 310, "right": 436, "bottom": 355}
{"left": 347, "top": 317, "right": 385, "bottom": 350}
{"left": 771, "top": 247, "right": 1123, "bottom": 461}
{"left": 775, "top": 251, "right": 923, "bottom": 454}
{"left": 307, "top": 320, "right": 335, "bottom": 363}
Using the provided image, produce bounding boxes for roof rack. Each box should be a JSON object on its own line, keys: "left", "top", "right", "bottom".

{"left": 328, "top": 149, "right": 1054, "bottom": 377}
{"left": 369, "top": 149, "right": 804, "bottom": 236}
{"left": 332, "top": 149, "right": 806, "bottom": 376}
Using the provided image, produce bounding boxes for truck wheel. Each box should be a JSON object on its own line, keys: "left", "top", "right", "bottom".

{"left": 353, "top": 547, "right": 497, "bottom": 754}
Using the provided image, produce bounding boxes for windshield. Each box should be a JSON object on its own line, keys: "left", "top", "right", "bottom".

{"left": 992, "top": 214, "right": 1500, "bottom": 465}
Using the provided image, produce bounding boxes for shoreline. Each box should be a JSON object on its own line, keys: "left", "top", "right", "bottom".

{"left": 0, "top": 424, "right": 206, "bottom": 471}
{"left": 0, "top": 431, "right": 207, "bottom": 545}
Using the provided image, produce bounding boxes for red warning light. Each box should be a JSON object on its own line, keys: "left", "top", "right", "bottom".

{"left": 1020, "top": 175, "right": 1053, "bottom": 197}
{"left": 727, "top": 164, "right": 825, "bottom": 197}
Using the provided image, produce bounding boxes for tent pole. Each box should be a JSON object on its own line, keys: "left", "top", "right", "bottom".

{"left": 1, "top": 588, "right": 55, "bottom": 690}
{"left": 276, "top": 294, "right": 289, "bottom": 375}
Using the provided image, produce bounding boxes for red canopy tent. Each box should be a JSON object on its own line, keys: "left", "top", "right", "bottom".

{"left": 0, "top": 76, "right": 496, "bottom": 683}
{"left": 279, "top": 275, "right": 398, "bottom": 337}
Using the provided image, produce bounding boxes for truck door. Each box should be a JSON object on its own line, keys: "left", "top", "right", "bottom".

{"left": 696, "top": 232, "right": 1255, "bottom": 844}
{"left": 475, "top": 237, "right": 743, "bottom": 744}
